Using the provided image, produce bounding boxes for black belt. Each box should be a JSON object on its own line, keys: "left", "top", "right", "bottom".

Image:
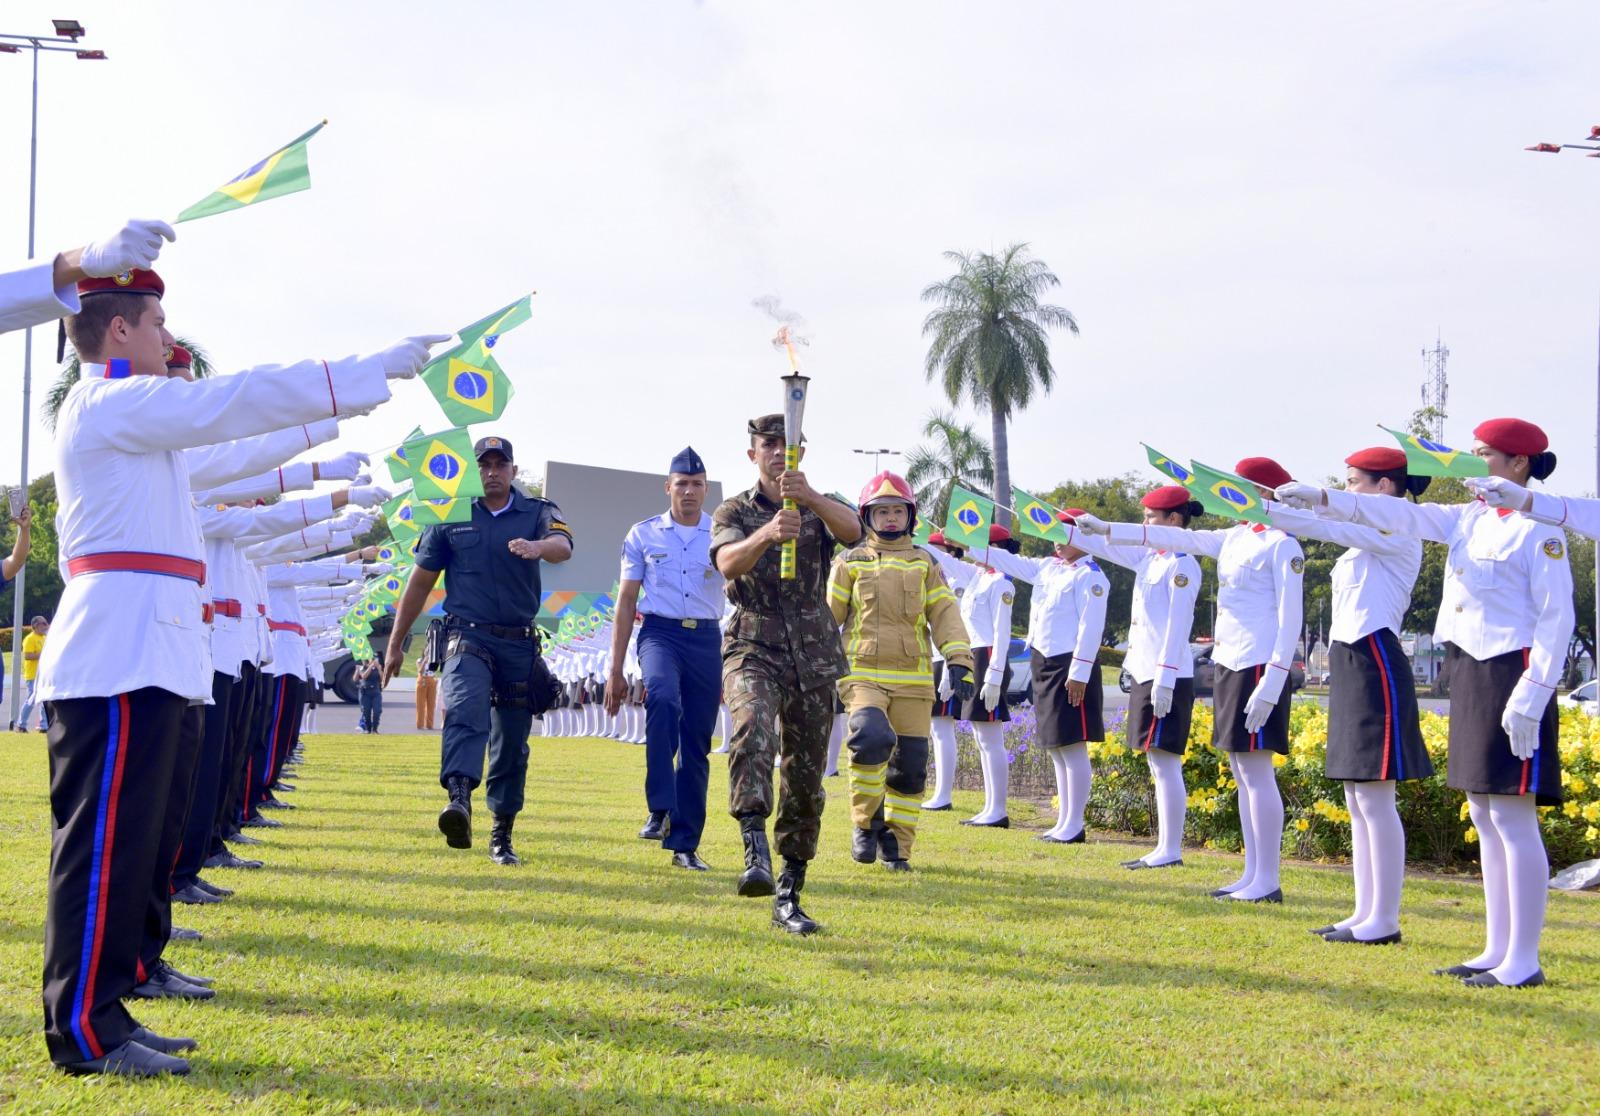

{"left": 642, "top": 614, "right": 718, "bottom": 630}
{"left": 447, "top": 617, "right": 535, "bottom": 640}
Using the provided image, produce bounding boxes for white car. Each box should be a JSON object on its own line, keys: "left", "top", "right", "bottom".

{"left": 1559, "top": 680, "right": 1598, "bottom": 714}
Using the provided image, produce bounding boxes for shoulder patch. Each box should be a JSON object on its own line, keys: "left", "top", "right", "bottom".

{"left": 1544, "top": 537, "right": 1565, "bottom": 560}
{"left": 1289, "top": 556, "right": 1305, "bottom": 575}
{"left": 1001, "top": 590, "right": 1015, "bottom": 605}
{"left": 1091, "top": 583, "right": 1104, "bottom": 597}
{"left": 1173, "top": 573, "right": 1190, "bottom": 588}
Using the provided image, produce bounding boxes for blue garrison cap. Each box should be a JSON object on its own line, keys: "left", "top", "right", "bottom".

{"left": 669, "top": 446, "right": 706, "bottom": 476}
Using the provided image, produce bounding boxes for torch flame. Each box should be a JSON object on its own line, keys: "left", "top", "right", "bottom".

{"left": 771, "top": 325, "right": 802, "bottom": 372}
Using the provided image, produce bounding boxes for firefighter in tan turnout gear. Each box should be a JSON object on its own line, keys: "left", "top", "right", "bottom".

{"left": 827, "top": 473, "right": 975, "bottom": 871}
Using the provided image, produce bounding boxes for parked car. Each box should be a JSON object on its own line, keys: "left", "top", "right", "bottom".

{"left": 1559, "top": 679, "right": 1598, "bottom": 714}
{"left": 1119, "top": 642, "right": 1302, "bottom": 699}
{"left": 325, "top": 614, "right": 413, "bottom": 704}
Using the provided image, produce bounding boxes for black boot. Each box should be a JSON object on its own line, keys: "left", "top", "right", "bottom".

{"left": 489, "top": 815, "right": 522, "bottom": 866}
{"left": 877, "top": 824, "right": 907, "bottom": 870}
{"left": 736, "top": 816, "right": 775, "bottom": 897}
{"left": 438, "top": 775, "right": 473, "bottom": 849}
{"left": 771, "top": 858, "right": 819, "bottom": 935}
{"left": 851, "top": 826, "right": 879, "bottom": 864}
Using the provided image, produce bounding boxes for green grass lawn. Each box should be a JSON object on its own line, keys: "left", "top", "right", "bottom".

{"left": 1, "top": 729, "right": 1598, "bottom": 1113}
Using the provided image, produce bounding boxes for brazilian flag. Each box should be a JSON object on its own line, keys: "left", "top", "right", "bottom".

{"left": 1381, "top": 426, "right": 1489, "bottom": 478}
{"left": 1143, "top": 444, "right": 1235, "bottom": 519}
{"left": 422, "top": 294, "right": 537, "bottom": 378}
{"left": 411, "top": 496, "right": 473, "bottom": 525}
{"left": 1011, "top": 487, "right": 1070, "bottom": 543}
{"left": 944, "top": 484, "right": 993, "bottom": 548}
{"left": 382, "top": 492, "right": 422, "bottom": 542}
{"left": 403, "top": 428, "right": 485, "bottom": 501}
{"left": 177, "top": 121, "right": 326, "bottom": 223}
{"left": 386, "top": 426, "right": 424, "bottom": 485}
{"left": 1188, "top": 460, "right": 1272, "bottom": 525}
{"left": 421, "top": 351, "right": 514, "bottom": 426}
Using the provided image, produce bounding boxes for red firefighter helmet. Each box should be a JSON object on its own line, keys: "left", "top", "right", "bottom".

{"left": 858, "top": 471, "right": 918, "bottom": 536}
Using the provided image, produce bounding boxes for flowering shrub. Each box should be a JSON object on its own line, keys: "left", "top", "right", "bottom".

{"left": 950, "top": 702, "right": 1600, "bottom": 867}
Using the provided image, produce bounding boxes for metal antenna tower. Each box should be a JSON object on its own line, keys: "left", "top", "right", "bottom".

{"left": 1419, "top": 333, "right": 1449, "bottom": 441}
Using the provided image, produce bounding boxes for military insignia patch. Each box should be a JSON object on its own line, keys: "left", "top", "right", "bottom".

{"left": 1544, "top": 538, "right": 1565, "bottom": 560}
{"left": 1091, "top": 584, "right": 1105, "bottom": 597}
{"left": 1290, "top": 556, "right": 1305, "bottom": 574}
{"left": 1174, "top": 573, "right": 1189, "bottom": 588}
{"left": 1001, "top": 591, "right": 1015, "bottom": 605}
{"left": 112, "top": 270, "right": 133, "bottom": 286}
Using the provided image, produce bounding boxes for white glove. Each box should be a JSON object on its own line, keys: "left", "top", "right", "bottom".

{"left": 369, "top": 333, "right": 454, "bottom": 380}
{"left": 1465, "top": 476, "right": 1532, "bottom": 512}
{"left": 1502, "top": 707, "right": 1540, "bottom": 761}
{"left": 937, "top": 668, "right": 954, "bottom": 701}
{"left": 364, "top": 562, "right": 395, "bottom": 577}
{"left": 1273, "top": 482, "right": 1323, "bottom": 510}
{"left": 1151, "top": 683, "right": 1174, "bottom": 720}
{"left": 1074, "top": 512, "right": 1109, "bottom": 536}
{"left": 79, "top": 218, "right": 176, "bottom": 277}
{"left": 318, "top": 451, "right": 370, "bottom": 481}
{"left": 346, "top": 484, "right": 390, "bottom": 509}
{"left": 1243, "top": 670, "right": 1286, "bottom": 733}
{"left": 980, "top": 678, "right": 1002, "bottom": 711}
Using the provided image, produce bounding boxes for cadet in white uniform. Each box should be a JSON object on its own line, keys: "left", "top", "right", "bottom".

{"left": 1278, "top": 418, "right": 1571, "bottom": 988}
{"left": 968, "top": 510, "right": 1109, "bottom": 844}
{"left": 1267, "top": 447, "right": 1432, "bottom": 946}
{"left": 1080, "top": 457, "right": 1304, "bottom": 903}
{"left": 1068, "top": 485, "right": 1203, "bottom": 869}
{"left": 37, "top": 265, "right": 442, "bottom": 1076}
{"left": 919, "top": 531, "right": 975, "bottom": 811}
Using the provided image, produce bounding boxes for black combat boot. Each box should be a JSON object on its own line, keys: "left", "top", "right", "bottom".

{"left": 852, "top": 804, "right": 884, "bottom": 864}
{"left": 489, "top": 815, "right": 521, "bottom": 866}
{"left": 877, "top": 824, "right": 910, "bottom": 870}
{"left": 736, "top": 815, "right": 775, "bottom": 897}
{"left": 771, "top": 857, "right": 819, "bottom": 935}
{"left": 438, "top": 775, "right": 473, "bottom": 849}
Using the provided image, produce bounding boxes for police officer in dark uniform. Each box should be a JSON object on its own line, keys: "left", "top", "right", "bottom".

{"left": 383, "top": 436, "right": 572, "bottom": 865}
{"left": 711, "top": 414, "right": 861, "bottom": 934}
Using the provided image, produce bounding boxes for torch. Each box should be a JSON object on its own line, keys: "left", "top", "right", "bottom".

{"left": 774, "top": 325, "right": 810, "bottom": 580}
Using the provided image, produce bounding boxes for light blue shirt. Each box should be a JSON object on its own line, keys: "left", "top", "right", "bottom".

{"left": 620, "top": 511, "right": 724, "bottom": 621}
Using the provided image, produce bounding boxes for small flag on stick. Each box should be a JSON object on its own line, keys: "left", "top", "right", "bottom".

{"left": 943, "top": 484, "right": 994, "bottom": 548}
{"left": 176, "top": 121, "right": 327, "bottom": 223}
{"left": 1379, "top": 426, "right": 1489, "bottom": 478}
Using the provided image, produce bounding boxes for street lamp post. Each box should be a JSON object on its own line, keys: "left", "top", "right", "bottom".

{"left": 1526, "top": 125, "right": 1600, "bottom": 682}
{"left": 851, "top": 447, "right": 901, "bottom": 475}
{"left": 1, "top": 20, "right": 106, "bottom": 725}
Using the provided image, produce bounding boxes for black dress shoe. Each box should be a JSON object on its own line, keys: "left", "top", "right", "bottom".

{"left": 172, "top": 883, "right": 222, "bottom": 905}
{"left": 1432, "top": 963, "right": 1490, "bottom": 978}
{"left": 882, "top": 859, "right": 912, "bottom": 873}
{"left": 130, "top": 1025, "right": 199, "bottom": 1054}
{"left": 1226, "top": 888, "right": 1283, "bottom": 904}
{"left": 130, "top": 967, "right": 214, "bottom": 1001}
{"left": 923, "top": 803, "right": 953, "bottom": 812}
{"left": 154, "top": 959, "right": 213, "bottom": 988}
{"left": 241, "top": 814, "right": 282, "bottom": 829}
{"left": 58, "top": 1039, "right": 189, "bottom": 1077}
{"left": 963, "top": 816, "right": 1010, "bottom": 828}
{"left": 671, "top": 851, "right": 710, "bottom": 871}
{"left": 1208, "top": 885, "right": 1242, "bottom": 898}
{"left": 192, "top": 877, "right": 233, "bottom": 898}
{"left": 1124, "top": 857, "right": 1183, "bottom": 869}
{"left": 204, "top": 849, "right": 264, "bottom": 870}
{"left": 438, "top": 775, "right": 473, "bottom": 849}
{"left": 1462, "top": 969, "right": 1545, "bottom": 989}
{"left": 228, "top": 832, "right": 265, "bottom": 846}
{"left": 170, "top": 926, "right": 203, "bottom": 942}
{"left": 638, "top": 810, "right": 670, "bottom": 841}
{"left": 257, "top": 796, "right": 294, "bottom": 810}
{"left": 1310, "top": 924, "right": 1339, "bottom": 936}
{"left": 1323, "top": 927, "right": 1401, "bottom": 945}
{"left": 270, "top": 781, "right": 296, "bottom": 792}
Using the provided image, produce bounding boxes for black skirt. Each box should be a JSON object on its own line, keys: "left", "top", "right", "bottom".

{"left": 1034, "top": 648, "right": 1103, "bottom": 746}
{"left": 957, "top": 645, "right": 1012, "bottom": 723}
{"left": 1325, "top": 631, "right": 1433, "bottom": 783}
{"left": 1124, "top": 676, "right": 1195, "bottom": 755}
{"left": 1444, "top": 643, "right": 1562, "bottom": 805}
{"left": 1211, "top": 661, "right": 1291, "bottom": 754}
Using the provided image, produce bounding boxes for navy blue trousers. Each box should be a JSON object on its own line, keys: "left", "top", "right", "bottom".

{"left": 638, "top": 617, "right": 721, "bottom": 853}
{"left": 440, "top": 630, "right": 534, "bottom": 817}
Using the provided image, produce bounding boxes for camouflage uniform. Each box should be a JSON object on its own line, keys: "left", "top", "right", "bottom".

{"left": 711, "top": 484, "right": 847, "bottom": 863}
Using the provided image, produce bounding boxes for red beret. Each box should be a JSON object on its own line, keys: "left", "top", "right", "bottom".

{"left": 988, "top": 524, "right": 1012, "bottom": 543}
{"left": 1344, "top": 446, "right": 1407, "bottom": 473}
{"left": 927, "top": 530, "right": 946, "bottom": 546}
{"left": 1235, "top": 456, "right": 1292, "bottom": 489}
{"left": 165, "top": 344, "right": 192, "bottom": 369}
{"left": 1057, "top": 507, "right": 1087, "bottom": 525}
{"left": 77, "top": 268, "right": 164, "bottom": 300}
{"left": 1141, "top": 485, "right": 1192, "bottom": 511}
{"left": 1474, "top": 418, "right": 1548, "bottom": 457}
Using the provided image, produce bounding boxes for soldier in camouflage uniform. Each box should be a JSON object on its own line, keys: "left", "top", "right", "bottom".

{"left": 710, "top": 414, "right": 863, "bottom": 934}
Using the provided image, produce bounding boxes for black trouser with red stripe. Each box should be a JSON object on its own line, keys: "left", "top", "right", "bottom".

{"left": 273, "top": 676, "right": 307, "bottom": 785}
{"left": 209, "top": 665, "right": 254, "bottom": 854}
{"left": 137, "top": 704, "right": 203, "bottom": 980}
{"left": 248, "top": 673, "right": 301, "bottom": 815}
{"left": 174, "top": 673, "right": 238, "bottom": 890}
{"left": 222, "top": 664, "right": 264, "bottom": 831}
{"left": 42, "top": 688, "right": 185, "bottom": 1066}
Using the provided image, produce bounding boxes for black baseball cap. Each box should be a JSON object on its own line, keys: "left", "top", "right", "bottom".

{"left": 473, "top": 436, "right": 513, "bottom": 462}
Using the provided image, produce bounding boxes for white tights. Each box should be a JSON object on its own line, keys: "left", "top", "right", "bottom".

{"left": 1224, "top": 750, "right": 1284, "bottom": 900}
{"left": 1045, "top": 743, "right": 1091, "bottom": 839}
{"left": 968, "top": 721, "right": 1010, "bottom": 824}
{"left": 922, "top": 717, "right": 958, "bottom": 809}
{"left": 1334, "top": 781, "right": 1406, "bottom": 938}
{"left": 1462, "top": 793, "right": 1548, "bottom": 983}
{"left": 1143, "top": 749, "right": 1186, "bottom": 865}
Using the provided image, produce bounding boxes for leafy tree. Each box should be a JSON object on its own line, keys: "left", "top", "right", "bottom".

{"left": 921, "top": 243, "right": 1077, "bottom": 527}
{"left": 0, "top": 473, "right": 63, "bottom": 640}
{"left": 904, "top": 410, "right": 993, "bottom": 525}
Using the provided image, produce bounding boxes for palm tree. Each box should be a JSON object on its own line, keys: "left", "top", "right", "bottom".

{"left": 904, "top": 409, "right": 994, "bottom": 526}
{"left": 44, "top": 335, "right": 215, "bottom": 430}
{"left": 921, "top": 243, "right": 1078, "bottom": 526}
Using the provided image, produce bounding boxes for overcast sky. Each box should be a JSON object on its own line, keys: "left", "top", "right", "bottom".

{"left": 2, "top": 1, "right": 1597, "bottom": 512}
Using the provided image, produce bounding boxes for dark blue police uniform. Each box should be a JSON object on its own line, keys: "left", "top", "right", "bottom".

{"left": 415, "top": 486, "right": 571, "bottom": 819}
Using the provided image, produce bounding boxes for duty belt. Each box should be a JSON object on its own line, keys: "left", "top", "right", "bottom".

{"left": 447, "top": 617, "right": 535, "bottom": 640}
{"left": 642, "top": 614, "right": 717, "bottom": 629}
{"left": 266, "top": 619, "right": 307, "bottom": 636}
{"left": 212, "top": 598, "right": 243, "bottom": 618}
{"left": 66, "top": 550, "right": 206, "bottom": 584}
